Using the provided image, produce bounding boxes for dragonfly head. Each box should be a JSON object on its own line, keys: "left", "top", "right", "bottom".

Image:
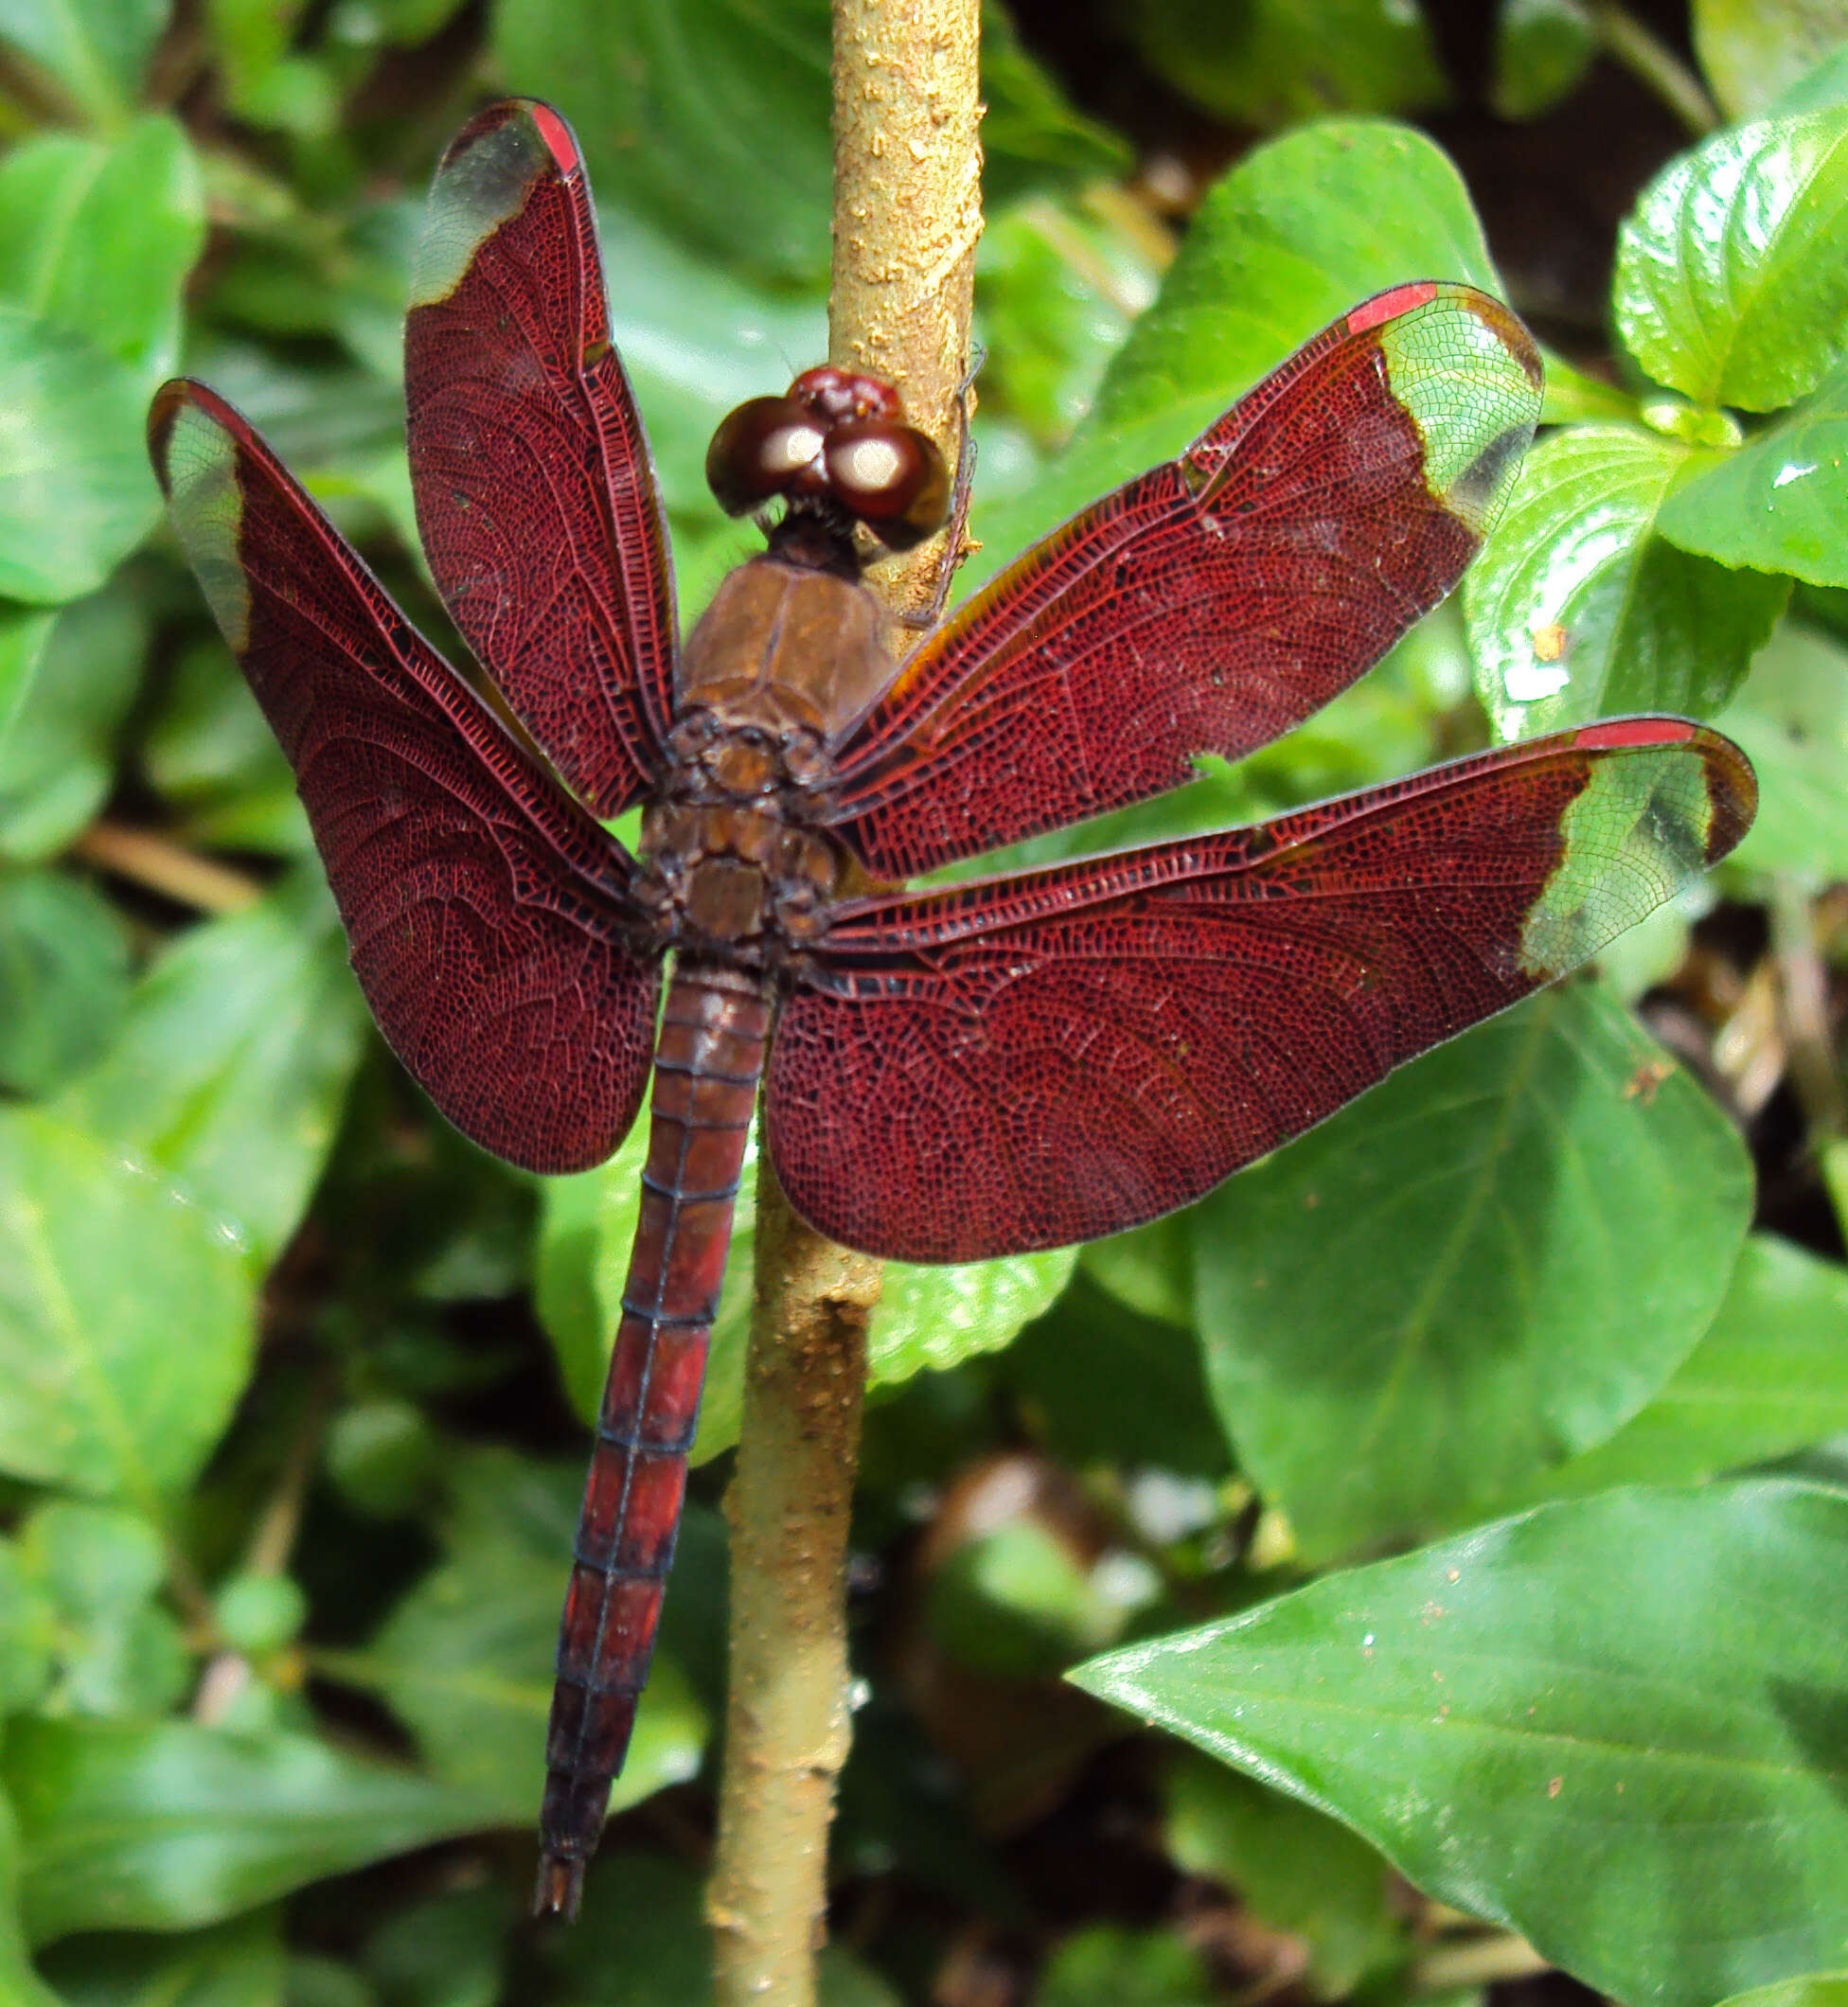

{"left": 705, "top": 365, "right": 950, "bottom": 552}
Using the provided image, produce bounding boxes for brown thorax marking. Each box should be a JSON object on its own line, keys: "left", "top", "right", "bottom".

{"left": 638, "top": 551, "right": 900, "bottom": 959}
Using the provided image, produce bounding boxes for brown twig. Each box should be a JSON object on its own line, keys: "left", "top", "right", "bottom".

{"left": 72, "top": 820, "right": 264, "bottom": 915}
{"left": 706, "top": 5, "right": 982, "bottom": 2001}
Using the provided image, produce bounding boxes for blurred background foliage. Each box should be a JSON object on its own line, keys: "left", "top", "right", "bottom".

{"left": 3, "top": 0, "right": 1848, "bottom": 2002}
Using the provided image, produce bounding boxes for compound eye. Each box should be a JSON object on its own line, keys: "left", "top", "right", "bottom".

{"left": 706, "top": 396, "right": 826, "bottom": 516}
{"left": 789, "top": 364, "right": 904, "bottom": 425}
{"left": 824, "top": 421, "right": 950, "bottom": 549}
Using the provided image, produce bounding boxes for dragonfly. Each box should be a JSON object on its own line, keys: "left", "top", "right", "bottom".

{"left": 148, "top": 98, "right": 1755, "bottom": 1917}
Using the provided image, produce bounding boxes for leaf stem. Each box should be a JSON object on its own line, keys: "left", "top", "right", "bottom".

{"left": 706, "top": 5, "right": 981, "bottom": 2000}
{"left": 1586, "top": 4, "right": 1719, "bottom": 137}
{"left": 71, "top": 821, "right": 264, "bottom": 915}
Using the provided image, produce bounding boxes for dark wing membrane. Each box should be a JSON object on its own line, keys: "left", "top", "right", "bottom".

{"left": 825, "top": 283, "right": 1543, "bottom": 881}
{"left": 404, "top": 98, "right": 675, "bottom": 819}
{"left": 149, "top": 380, "right": 661, "bottom": 1174}
{"left": 769, "top": 721, "right": 1754, "bottom": 1262}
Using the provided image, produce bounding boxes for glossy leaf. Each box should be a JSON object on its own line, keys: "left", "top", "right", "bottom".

{"left": 1074, "top": 1481, "right": 1848, "bottom": 2007}
{"left": 1693, "top": 0, "right": 1848, "bottom": 118}
{"left": 1465, "top": 422, "right": 1788, "bottom": 739}
{"left": 1124, "top": 0, "right": 1448, "bottom": 131}
{"left": 1658, "top": 361, "right": 1848, "bottom": 585}
{"left": 0, "top": 311, "right": 154, "bottom": 606}
{"left": 3, "top": 1717, "right": 486, "bottom": 1945}
{"left": 352, "top": 1450, "right": 708, "bottom": 1823}
{"left": 1711, "top": 620, "right": 1848, "bottom": 876}
{"left": 1514, "top": 1234, "right": 1848, "bottom": 1501}
{"left": 1188, "top": 981, "right": 1753, "bottom": 1561}
{"left": 0, "top": 0, "right": 168, "bottom": 124}
{"left": 0, "top": 581, "right": 148, "bottom": 861}
{"left": 0, "top": 1107, "right": 254, "bottom": 1501}
{"left": 1614, "top": 106, "right": 1848, "bottom": 412}
{"left": 1489, "top": 0, "right": 1596, "bottom": 120}
{"left": 54, "top": 872, "right": 368, "bottom": 1268}
{"left": 971, "top": 120, "right": 1505, "bottom": 593}
{"left": 0, "top": 870, "right": 131, "bottom": 1097}
{"left": 38, "top": 1910, "right": 285, "bottom": 2007}
{"left": 0, "top": 116, "right": 204, "bottom": 390}
{"left": 0, "top": 1539, "right": 55, "bottom": 1714}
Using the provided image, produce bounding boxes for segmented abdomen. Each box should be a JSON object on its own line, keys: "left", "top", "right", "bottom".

{"left": 536, "top": 957, "right": 770, "bottom": 1917}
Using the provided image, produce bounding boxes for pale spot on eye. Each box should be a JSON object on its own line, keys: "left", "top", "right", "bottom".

{"left": 832, "top": 434, "right": 903, "bottom": 493}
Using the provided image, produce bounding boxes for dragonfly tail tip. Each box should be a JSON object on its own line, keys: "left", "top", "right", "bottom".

{"left": 534, "top": 1851, "right": 586, "bottom": 1922}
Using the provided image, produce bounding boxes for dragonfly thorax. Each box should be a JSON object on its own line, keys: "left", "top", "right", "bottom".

{"left": 638, "top": 716, "right": 844, "bottom": 955}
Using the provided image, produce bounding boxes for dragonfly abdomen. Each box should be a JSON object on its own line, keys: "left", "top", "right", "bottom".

{"left": 537, "top": 957, "right": 771, "bottom": 1917}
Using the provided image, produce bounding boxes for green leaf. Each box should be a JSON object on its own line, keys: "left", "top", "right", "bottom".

{"left": 1035, "top": 1925, "right": 1216, "bottom": 2007}
{"left": 0, "top": 310, "right": 155, "bottom": 606}
{"left": 1710, "top": 619, "right": 1848, "bottom": 877}
{"left": 3, "top": 1716, "right": 486, "bottom": 1945}
{"left": 54, "top": 871, "right": 369, "bottom": 1267}
{"left": 1073, "top": 1481, "right": 1848, "bottom": 2007}
{"left": 1658, "top": 361, "right": 1848, "bottom": 585}
{"left": 0, "top": 1538, "right": 56, "bottom": 1714}
{"left": 0, "top": 578, "right": 147, "bottom": 861}
{"left": 1001, "top": 1273, "right": 1233, "bottom": 1481}
{"left": 1614, "top": 106, "right": 1848, "bottom": 413}
{"left": 1711, "top": 1978, "right": 1848, "bottom": 2007}
{"left": 538, "top": 1130, "right": 1074, "bottom": 1465}
{"left": 17, "top": 1501, "right": 190, "bottom": 1718}
{"left": 0, "top": 0, "right": 169, "bottom": 126}
{"left": 1123, "top": 0, "right": 1448, "bottom": 131}
{"left": 0, "top": 1787, "right": 60, "bottom": 2007}
{"left": 490, "top": 0, "right": 831, "bottom": 289}
{"left": 0, "top": 1107, "right": 255, "bottom": 1502}
{"left": 351, "top": 1449, "right": 708, "bottom": 1824}
{"left": 0, "top": 115, "right": 205, "bottom": 389}
{"left": 1489, "top": 0, "right": 1596, "bottom": 120}
{"left": 142, "top": 638, "right": 311, "bottom": 855}
{"left": 1164, "top": 1750, "right": 1402, "bottom": 1994}
{"left": 361, "top": 1883, "right": 511, "bottom": 2007}
{"left": 0, "top": 605, "right": 56, "bottom": 759}
{"left": 492, "top": 0, "right": 1112, "bottom": 292}
{"left": 1189, "top": 982, "right": 1754, "bottom": 1561}
{"left": 541, "top": 1846, "right": 897, "bottom": 2007}
{"left": 1464, "top": 423, "right": 1789, "bottom": 740}
{"left": 1693, "top": 0, "right": 1848, "bottom": 119}
{"left": 0, "top": 870, "right": 131, "bottom": 1097}
{"left": 977, "top": 3, "right": 1129, "bottom": 201}
{"left": 39, "top": 1910, "right": 285, "bottom": 2007}
{"left": 1515, "top": 1234, "right": 1848, "bottom": 1501}
{"left": 968, "top": 119, "right": 1502, "bottom": 595}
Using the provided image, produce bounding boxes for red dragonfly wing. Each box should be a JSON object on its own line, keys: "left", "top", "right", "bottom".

{"left": 404, "top": 98, "right": 675, "bottom": 819}
{"left": 769, "top": 721, "right": 1754, "bottom": 1263}
{"left": 148, "top": 381, "right": 661, "bottom": 1174}
{"left": 824, "top": 283, "right": 1543, "bottom": 880}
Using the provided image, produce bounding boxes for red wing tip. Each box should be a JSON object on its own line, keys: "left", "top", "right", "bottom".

{"left": 1345, "top": 281, "right": 1439, "bottom": 333}
{"left": 1575, "top": 717, "right": 1699, "bottom": 751}
{"left": 442, "top": 98, "right": 578, "bottom": 175}
{"left": 524, "top": 101, "right": 580, "bottom": 172}
{"left": 534, "top": 1853, "right": 586, "bottom": 1921}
